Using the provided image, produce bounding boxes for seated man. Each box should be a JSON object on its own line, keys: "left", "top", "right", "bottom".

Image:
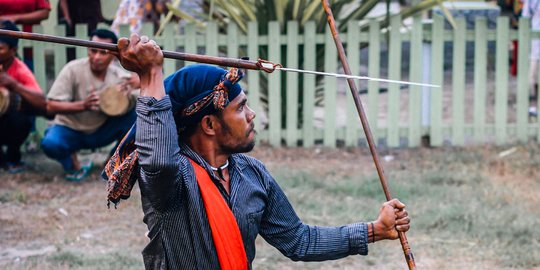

{"left": 0, "top": 21, "right": 46, "bottom": 173}
{"left": 42, "top": 29, "right": 137, "bottom": 182}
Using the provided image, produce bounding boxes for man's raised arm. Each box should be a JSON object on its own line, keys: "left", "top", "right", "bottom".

{"left": 116, "top": 34, "right": 180, "bottom": 210}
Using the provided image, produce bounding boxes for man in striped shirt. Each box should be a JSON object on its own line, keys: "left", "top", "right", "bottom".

{"left": 110, "top": 34, "right": 411, "bottom": 269}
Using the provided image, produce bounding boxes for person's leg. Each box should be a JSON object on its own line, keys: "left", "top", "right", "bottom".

{"left": 41, "top": 125, "right": 84, "bottom": 171}
{"left": 81, "top": 109, "right": 136, "bottom": 151}
{"left": 0, "top": 115, "right": 7, "bottom": 166}
{"left": 530, "top": 60, "right": 538, "bottom": 99}
{"left": 1, "top": 112, "right": 33, "bottom": 166}
{"left": 530, "top": 40, "right": 540, "bottom": 99}
{"left": 0, "top": 111, "right": 33, "bottom": 167}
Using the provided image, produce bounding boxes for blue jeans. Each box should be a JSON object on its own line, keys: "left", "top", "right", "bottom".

{"left": 41, "top": 110, "right": 136, "bottom": 171}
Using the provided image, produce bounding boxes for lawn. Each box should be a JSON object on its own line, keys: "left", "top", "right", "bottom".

{"left": 0, "top": 143, "right": 539, "bottom": 269}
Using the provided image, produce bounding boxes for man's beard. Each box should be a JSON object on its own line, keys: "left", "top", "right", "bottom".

{"left": 219, "top": 118, "right": 256, "bottom": 154}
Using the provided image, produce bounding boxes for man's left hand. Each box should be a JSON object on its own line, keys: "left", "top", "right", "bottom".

{"left": 0, "top": 72, "right": 16, "bottom": 90}
{"left": 373, "top": 198, "right": 411, "bottom": 241}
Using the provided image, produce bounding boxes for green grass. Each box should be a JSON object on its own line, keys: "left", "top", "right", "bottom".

{"left": 6, "top": 251, "right": 143, "bottom": 270}
{"left": 257, "top": 148, "right": 540, "bottom": 269}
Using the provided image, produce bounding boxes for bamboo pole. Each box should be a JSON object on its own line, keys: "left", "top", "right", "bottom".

{"left": 320, "top": 1, "right": 417, "bottom": 269}
{"left": 0, "top": 29, "right": 263, "bottom": 71}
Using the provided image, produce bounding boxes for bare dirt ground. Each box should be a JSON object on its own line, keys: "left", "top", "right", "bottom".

{"left": 1, "top": 143, "right": 539, "bottom": 270}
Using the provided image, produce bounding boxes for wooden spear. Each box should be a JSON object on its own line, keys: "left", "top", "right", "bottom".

{"left": 0, "top": 29, "right": 265, "bottom": 71}
{"left": 320, "top": 1, "right": 417, "bottom": 269}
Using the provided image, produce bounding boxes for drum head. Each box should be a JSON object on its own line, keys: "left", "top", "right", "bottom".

{"left": 99, "top": 85, "right": 130, "bottom": 116}
{"left": 0, "top": 87, "right": 10, "bottom": 116}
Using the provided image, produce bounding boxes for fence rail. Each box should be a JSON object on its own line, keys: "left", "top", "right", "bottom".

{"left": 25, "top": 15, "right": 540, "bottom": 148}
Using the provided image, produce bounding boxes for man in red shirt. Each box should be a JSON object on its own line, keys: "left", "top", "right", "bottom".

{"left": 0, "top": 21, "right": 46, "bottom": 173}
{"left": 0, "top": 0, "right": 51, "bottom": 70}
{"left": 0, "top": 0, "right": 51, "bottom": 32}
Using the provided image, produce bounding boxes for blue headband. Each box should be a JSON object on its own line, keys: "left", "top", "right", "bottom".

{"left": 164, "top": 64, "right": 243, "bottom": 128}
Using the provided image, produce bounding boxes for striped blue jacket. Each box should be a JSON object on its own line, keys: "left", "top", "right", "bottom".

{"left": 135, "top": 96, "right": 368, "bottom": 269}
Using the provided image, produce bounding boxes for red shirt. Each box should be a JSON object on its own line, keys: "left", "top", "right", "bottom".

{"left": 6, "top": 57, "right": 42, "bottom": 94}
{"left": 0, "top": 0, "right": 51, "bottom": 32}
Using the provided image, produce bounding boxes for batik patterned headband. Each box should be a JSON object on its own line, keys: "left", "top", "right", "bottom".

{"left": 181, "top": 68, "right": 244, "bottom": 117}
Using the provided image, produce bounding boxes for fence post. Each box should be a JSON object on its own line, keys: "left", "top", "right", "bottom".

{"left": 324, "top": 25, "right": 337, "bottom": 147}
{"left": 302, "top": 22, "right": 316, "bottom": 147}
{"left": 346, "top": 20, "right": 360, "bottom": 147}
{"left": 430, "top": 15, "right": 444, "bottom": 146}
{"left": 517, "top": 18, "right": 531, "bottom": 142}
{"left": 268, "top": 22, "right": 282, "bottom": 146}
{"left": 74, "top": 24, "right": 88, "bottom": 58}
{"left": 31, "top": 25, "right": 48, "bottom": 136}
{"left": 286, "top": 21, "right": 299, "bottom": 147}
{"left": 184, "top": 23, "right": 197, "bottom": 66}
{"left": 53, "top": 25, "right": 67, "bottom": 77}
{"left": 388, "top": 15, "right": 402, "bottom": 147}
{"left": 227, "top": 23, "right": 239, "bottom": 59}
{"left": 452, "top": 18, "right": 466, "bottom": 146}
{"left": 368, "top": 20, "right": 380, "bottom": 145}
{"left": 473, "top": 17, "right": 488, "bottom": 144}
{"left": 495, "top": 17, "right": 509, "bottom": 145}
{"left": 409, "top": 15, "right": 423, "bottom": 147}
{"left": 162, "top": 24, "right": 177, "bottom": 76}
{"left": 247, "top": 22, "right": 264, "bottom": 143}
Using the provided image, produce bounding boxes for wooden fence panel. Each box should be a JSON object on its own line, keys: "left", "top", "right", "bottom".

{"left": 388, "top": 16, "right": 402, "bottom": 147}
{"left": 452, "top": 18, "right": 466, "bottom": 146}
{"left": 227, "top": 24, "right": 239, "bottom": 59}
{"left": 302, "top": 22, "right": 316, "bottom": 147}
{"left": 54, "top": 26, "right": 67, "bottom": 77}
{"left": 345, "top": 21, "right": 361, "bottom": 147}
{"left": 247, "top": 22, "right": 264, "bottom": 142}
{"left": 31, "top": 25, "right": 48, "bottom": 135}
{"left": 32, "top": 25, "right": 47, "bottom": 94}
{"left": 430, "top": 15, "right": 445, "bottom": 146}
{"left": 324, "top": 26, "right": 337, "bottom": 147}
{"left": 75, "top": 25, "right": 88, "bottom": 59}
{"left": 285, "top": 21, "right": 299, "bottom": 147}
{"left": 184, "top": 24, "right": 197, "bottom": 66}
{"left": 206, "top": 22, "right": 219, "bottom": 57}
{"left": 495, "top": 17, "right": 510, "bottom": 145}
{"left": 21, "top": 18, "right": 540, "bottom": 148}
{"left": 408, "top": 16, "right": 423, "bottom": 147}
{"left": 268, "top": 22, "right": 281, "bottom": 146}
{"left": 367, "top": 20, "right": 380, "bottom": 143}
{"left": 474, "top": 18, "right": 488, "bottom": 143}
{"left": 517, "top": 18, "right": 530, "bottom": 142}
{"left": 162, "top": 24, "right": 177, "bottom": 76}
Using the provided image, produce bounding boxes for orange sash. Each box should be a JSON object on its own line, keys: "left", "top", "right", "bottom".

{"left": 189, "top": 159, "right": 248, "bottom": 270}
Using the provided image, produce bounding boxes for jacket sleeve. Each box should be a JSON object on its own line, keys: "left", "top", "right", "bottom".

{"left": 135, "top": 95, "right": 183, "bottom": 211}
{"left": 259, "top": 171, "right": 369, "bottom": 261}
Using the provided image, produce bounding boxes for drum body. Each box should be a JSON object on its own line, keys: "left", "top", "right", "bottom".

{"left": 0, "top": 86, "right": 21, "bottom": 117}
{"left": 99, "top": 85, "right": 133, "bottom": 116}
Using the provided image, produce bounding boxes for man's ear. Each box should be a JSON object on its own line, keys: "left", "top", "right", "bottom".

{"left": 200, "top": 115, "right": 217, "bottom": 136}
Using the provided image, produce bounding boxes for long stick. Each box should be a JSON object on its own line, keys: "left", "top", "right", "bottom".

{"left": 0, "top": 29, "right": 261, "bottom": 70}
{"left": 320, "top": 1, "right": 417, "bottom": 269}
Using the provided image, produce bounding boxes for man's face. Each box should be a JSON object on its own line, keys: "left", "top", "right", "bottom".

{"left": 0, "top": 42, "right": 16, "bottom": 64}
{"left": 88, "top": 36, "right": 115, "bottom": 73}
{"left": 214, "top": 91, "right": 257, "bottom": 154}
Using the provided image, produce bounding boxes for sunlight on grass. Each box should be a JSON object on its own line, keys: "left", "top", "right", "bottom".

{"left": 257, "top": 148, "right": 540, "bottom": 269}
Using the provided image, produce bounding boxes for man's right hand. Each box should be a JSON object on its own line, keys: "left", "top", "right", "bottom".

{"left": 83, "top": 92, "right": 100, "bottom": 111}
{"left": 116, "top": 34, "right": 165, "bottom": 99}
{"left": 116, "top": 34, "right": 163, "bottom": 78}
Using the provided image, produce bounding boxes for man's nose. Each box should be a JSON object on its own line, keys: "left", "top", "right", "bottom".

{"left": 247, "top": 105, "right": 256, "bottom": 121}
